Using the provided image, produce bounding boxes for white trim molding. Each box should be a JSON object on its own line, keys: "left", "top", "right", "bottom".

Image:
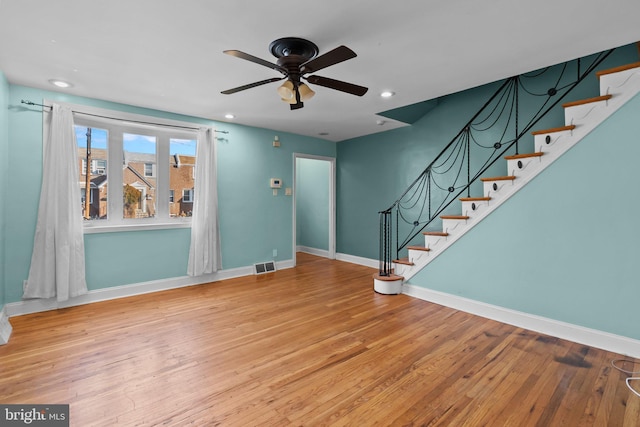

{"left": 0, "top": 306, "right": 12, "bottom": 345}
{"left": 297, "top": 245, "right": 331, "bottom": 259}
{"left": 4, "top": 259, "right": 295, "bottom": 320}
{"left": 403, "top": 283, "right": 640, "bottom": 359}
{"left": 336, "top": 253, "right": 378, "bottom": 269}
{"left": 292, "top": 154, "right": 337, "bottom": 267}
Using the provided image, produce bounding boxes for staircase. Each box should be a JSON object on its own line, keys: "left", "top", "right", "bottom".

{"left": 374, "top": 61, "right": 640, "bottom": 294}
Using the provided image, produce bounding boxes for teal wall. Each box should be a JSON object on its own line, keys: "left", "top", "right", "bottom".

{"left": 409, "top": 92, "right": 640, "bottom": 340}
{"left": 0, "top": 71, "right": 8, "bottom": 308}
{"left": 296, "top": 158, "right": 330, "bottom": 251}
{"left": 336, "top": 45, "right": 637, "bottom": 261}
{"left": 3, "top": 84, "right": 335, "bottom": 303}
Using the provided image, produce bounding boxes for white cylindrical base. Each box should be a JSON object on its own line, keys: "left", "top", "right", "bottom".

{"left": 374, "top": 277, "right": 402, "bottom": 295}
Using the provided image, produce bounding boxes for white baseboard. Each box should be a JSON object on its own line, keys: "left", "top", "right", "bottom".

{"left": 4, "top": 260, "right": 295, "bottom": 319}
{"left": 403, "top": 283, "right": 640, "bottom": 359}
{"left": 0, "top": 306, "right": 12, "bottom": 345}
{"left": 275, "top": 259, "right": 295, "bottom": 271}
{"left": 336, "top": 252, "right": 378, "bottom": 269}
{"left": 297, "top": 246, "right": 330, "bottom": 258}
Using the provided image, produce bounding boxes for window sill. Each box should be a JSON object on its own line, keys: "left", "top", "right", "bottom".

{"left": 83, "top": 220, "right": 191, "bottom": 234}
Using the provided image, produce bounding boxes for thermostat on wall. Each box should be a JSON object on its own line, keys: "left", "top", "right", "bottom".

{"left": 270, "top": 178, "right": 282, "bottom": 188}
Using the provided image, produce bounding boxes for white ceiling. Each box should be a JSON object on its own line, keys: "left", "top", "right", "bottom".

{"left": 1, "top": 0, "right": 640, "bottom": 142}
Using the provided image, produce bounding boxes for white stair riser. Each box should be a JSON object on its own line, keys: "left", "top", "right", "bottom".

{"left": 394, "top": 263, "right": 410, "bottom": 276}
{"left": 506, "top": 156, "right": 543, "bottom": 178}
{"left": 461, "top": 200, "right": 489, "bottom": 217}
{"left": 534, "top": 130, "right": 574, "bottom": 153}
{"left": 483, "top": 179, "right": 515, "bottom": 198}
{"left": 424, "top": 234, "right": 447, "bottom": 250}
{"left": 599, "top": 68, "right": 640, "bottom": 98}
{"left": 407, "top": 249, "right": 430, "bottom": 265}
{"left": 564, "top": 100, "right": 609, "bottom": 127}
{"left": 441, "top": 218, "right": 469, "bottom": 235}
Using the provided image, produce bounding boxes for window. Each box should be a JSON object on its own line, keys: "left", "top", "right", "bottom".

{"left": 72, "top": 106, "right": 200, "bottom": 231}
{"left": 123, "top": 133, "right": 156, "bottom": 219}
{"left": 170, "top": 138, "right": 197, "bottom": 218}
{"left": 144, "top": 162, "right": 155, "bottom": 177}
{"left": 81, "top": 159, "right": 107, "bottom": 175}
{"left": 76, "top": 126, "right": 108, "bottom": 220}
{"left": 93, "top": 159, "right": 107, "bottom": 175}
{"left": 81, "top": 187, "right": 94, "bottom": 204}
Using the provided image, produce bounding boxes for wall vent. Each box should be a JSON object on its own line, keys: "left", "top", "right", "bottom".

{"left": 254, "top": 261, "right": 276, "bottom": 275}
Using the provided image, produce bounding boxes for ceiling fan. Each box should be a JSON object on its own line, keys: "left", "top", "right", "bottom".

{"left": 221, "top": 37, "right": 368, "bottom": 110}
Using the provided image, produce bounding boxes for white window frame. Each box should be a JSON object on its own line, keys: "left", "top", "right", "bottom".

{"left": 144, "top": 162, "right": 155, "bottom": 177}
{"left": 93, "top": 159, "right": 107, "bottom": 175}
{"left": 81, "top": 158, "right": 107, "bottom": 175}
{"left": 182, "top": 189, "right": 193, "bottom": 203}
{"left": 81, "top": 187, "right": 94, "bottom": 204}
{"left": 46, "top": 100, "right": 200, "bottom": 234}
{"left": 169, "top": 189, "right": 175, "bottom": 203}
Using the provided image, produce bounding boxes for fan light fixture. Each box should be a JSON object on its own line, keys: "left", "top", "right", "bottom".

{"left": 277, "top": 81, "right": 316, "bottom": 103}
{"left": 277, "top": 80, "right": 295, "bottom": 100}
{"left": 298, "top": 83, "right": 315, "bottom": 101}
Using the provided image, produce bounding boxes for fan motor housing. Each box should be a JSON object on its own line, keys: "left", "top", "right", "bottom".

{"left": 269, "top": 37, "right": 319, "bottom": 60}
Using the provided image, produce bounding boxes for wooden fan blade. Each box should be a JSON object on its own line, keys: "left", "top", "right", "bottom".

{"left": 305, "top": 75, "right": 368, "bottom": 96}
{"left": 300, "top": 46, "right": 357, "bottom": 74}
{"left": 223, "top": 50, "right": 287, "bottom": 74}
{"left": 221, "top": 77, "right": 284, "bottom": 95}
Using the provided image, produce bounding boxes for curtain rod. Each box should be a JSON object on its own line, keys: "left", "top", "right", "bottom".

{"left": 20, "top": 100, "right": 230, "bottom": 134}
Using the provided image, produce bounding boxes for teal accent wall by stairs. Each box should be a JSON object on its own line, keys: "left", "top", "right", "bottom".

{"left": 336, "top": 45, "right": 637, "bottom": 261}
{"left": 409, "top": 92, "right": 640, "bottom": 340}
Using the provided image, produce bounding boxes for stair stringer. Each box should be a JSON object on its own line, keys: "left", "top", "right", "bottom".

{"left": 393, "top": 66, "right": 640, "bottom": 282}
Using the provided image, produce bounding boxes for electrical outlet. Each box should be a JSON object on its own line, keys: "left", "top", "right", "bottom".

{"left": 273, "top": 249, "right": 278, "bottom": 257}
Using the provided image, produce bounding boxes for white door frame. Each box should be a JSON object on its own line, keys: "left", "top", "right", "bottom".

{"left": 292, "top": 153, "right": 336, "bottom": 266}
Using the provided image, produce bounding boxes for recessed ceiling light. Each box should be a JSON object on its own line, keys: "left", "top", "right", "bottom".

{"left": 224, "top": 114, "right": 235, "bottom": 119}
{"left": 48, "top": 79, "right": 73, "bottom": 88}
{"left": 380, "top": 91, "right": 395, "bottom": 98}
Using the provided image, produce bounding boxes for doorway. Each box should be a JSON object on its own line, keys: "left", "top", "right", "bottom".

{"left": 293, "top": 154, "right": 336, "bottom": 266}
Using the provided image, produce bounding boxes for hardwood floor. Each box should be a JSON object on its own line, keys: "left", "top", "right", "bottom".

{"left": 1, "top": 253, "right": 638, "bottom": 426}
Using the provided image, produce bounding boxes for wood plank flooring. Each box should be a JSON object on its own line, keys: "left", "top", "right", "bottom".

{"left": 0, "top": 253, "right": 638, "bottom": 426}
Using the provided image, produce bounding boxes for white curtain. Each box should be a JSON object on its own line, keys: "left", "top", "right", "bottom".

{"left": 188, "top": 127, "right": 221, "bottom": 276}
{"left": 23, "top": 104, "right": 88, "bottom": 301}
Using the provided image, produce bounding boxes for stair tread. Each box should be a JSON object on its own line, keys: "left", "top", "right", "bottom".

{"left": 504, "top": 152, "right": 544, "bottom": 160}
{"left": 480, "top": 175, "right": 516, "bottom": 182}
{"left": 440, "top": 215, "right": 469, "bottom": 220}
{"left": 393, "top": 258, "right": 414, "bottom": 265}
{"left": 459, "top": 197, "right": 491, "bottom": 201}
{"left": 562, "top": 94, "right": 612, "bottom": 108}
{"left": 373, "top": 273, "right": 404, "bottom": 282}
{"left": 423, "top": 231, "right": 449, "bottom": 236}
{"left": 407, "top": 245, "right": 430, "bottom": 252}
{"left": 596, "top": 62, "right": 640, "bottom": 78}
{"left": 531, "top": 125, "right": 576, "bottom": 135}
